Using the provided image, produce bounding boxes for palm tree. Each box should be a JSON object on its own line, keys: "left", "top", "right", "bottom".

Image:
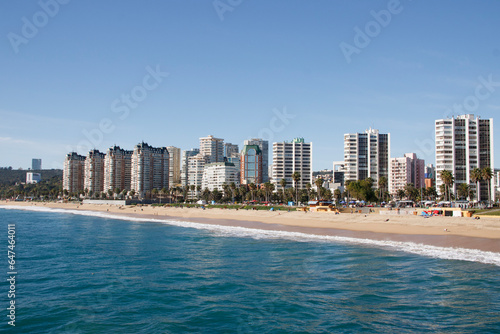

{"left": 378, "top": 176, "right": 388, "bottom": 202}
{"left": 306, "top": 183, "right": 312, "bottom": 201}
{"left": 160, "top": 187, "right": 168, "bottom": 204}
{"left": 230, "top": 182, "right": 237, "bottom": 203}
{"left": 470, "top": 167, "right": 482, "bottom": 203}
{"left": 333, "top": 189, "right": 342, "bottom": 203}
{"left": 280, "top": 178, "right": 287, "bottom": 202}
{"left": 292, "top": 171, "right": 301, "bottom": 205}
{"left": 314, "top": 178, "right": 323, "bottom": 200}
{"left": 439, "top": 170, "right": 454, "bottom": 202}
{"left": 397, "top": 189, "right": 405, "bottom": 200}
{"left": 196, "top": 185, "right": 202, "bottom": 200}
{"left": 190, "top": 184, "right": 195, "bottom": 202}
{"left": 457, "top": 183, "right": 471, "bottom": 200}
{"left": 248, "top": 183, "right": 257, "bottom": 201}
{"left": 151, "top": 188, "right": 159, "bottom": 201}
{"left": 481, "top": 167, "right": 493, "bottom": 207}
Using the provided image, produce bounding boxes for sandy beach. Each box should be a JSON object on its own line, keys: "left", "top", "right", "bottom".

{"left": 2, "top": 201, "right": 499, "bottom": 252}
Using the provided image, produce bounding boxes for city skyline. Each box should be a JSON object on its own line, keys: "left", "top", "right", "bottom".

{"left": 1, "top": 1, "right": 500, "bottom": 170}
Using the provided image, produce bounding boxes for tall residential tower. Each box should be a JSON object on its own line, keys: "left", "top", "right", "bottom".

{"left": 435, "top": 114, "right": 494, "bottom": 201}
{"left": 272, "top": 138, "right": 312, "bottom": 191}
{"left": 344, "top": 128, "right": 390, "bottom": 184}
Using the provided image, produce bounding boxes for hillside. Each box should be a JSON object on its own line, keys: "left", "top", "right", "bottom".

{"left": 0, "top": 169, "right": 63, "bottom": 185}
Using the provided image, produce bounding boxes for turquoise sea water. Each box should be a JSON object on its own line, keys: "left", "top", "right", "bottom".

{"left": 1, "top": 207, "right": 500, "bottom": 333}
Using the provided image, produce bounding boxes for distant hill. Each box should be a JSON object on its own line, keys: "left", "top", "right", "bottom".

{"left": 0, "top": 169, "right": 63, "bottom": 185}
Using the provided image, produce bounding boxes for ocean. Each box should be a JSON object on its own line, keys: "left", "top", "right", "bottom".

{"left": 1, "top": 207, "right": 500, "bottom": 333}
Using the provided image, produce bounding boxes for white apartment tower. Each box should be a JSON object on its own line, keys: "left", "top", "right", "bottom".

{"left": 131, "top": 142, "right": 169, "bottom": 199}
{"left": 200, "top": 135, "right": 224, "bottom": 163}
{"left": 272, "top": 138, "right": 312, "bottom": 191}
{"left": 104, "top": 146, "right": 132, "bottom": 193}
{"left": 244, "top": 138, "right": 269, "bottom": 182}
{"left": 181, "top": 148, "right": 200, "bottom": 188}
{"left": 389, "top": 153, "right": 425, "bottom": 195}
{"left": 84, "top": 149, "right": 106, "bottom": 195}
{"left": 186, "top": 154, "right": 206, "bottom": 198}
{"left": 166, "top": 146, "right": 181, "bottom": 186}
{"left": 63, "top": 152, "right": 86, "bottom": 194}
{"left": 435, "top": 114, "right": 494, "bottom": 201}
{"left": 344, "top": 128, "right": 390, "bottom": 183}
{"left": 202, "top": 162, "right": 239, "bottom": 192}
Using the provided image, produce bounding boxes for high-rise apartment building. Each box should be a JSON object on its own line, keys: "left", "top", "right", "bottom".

{"left": 389, "top": 153, "right": 425, "bottom": 195}
{"left": 435, "top": 114, "right": 494, "bottom": 201}
{"left": 32, "top": 159, "right": 42, "bottom": 170}
{"left": 181, "top": 148, "right": 200, "bottom": 187}
{"left": 186, "top": 154, "right": 205, "bottom": 198}
{"left": 344, "top": 128, "right": 390, "bottom": 184}
{"left": 224, "top": 143, "right": 239, "bottom": 159}
{"left": 272, "top": 138, "right": 312, "bottom": 191}
{"left": 202, "top": 162, "right": 239, "bottom": 192}
{"left": 200, "top": 135, "right": 224, "bottom": 163}
{"left": 104, "top": 145, "right": 132, "bottom": 193}
{"left": 240, "top": 144, "right": 263, "bottom": 185}
{"left": 131, "top": 142, "right": 169, "bottom": 199}
{"left": 244, "top": 138, "right": 269, "bottom": 182}
{"left": 84, "top": 149, "right": 106, "bottom": 195}
{"left": 63, "top": 152, "right": 85, "bottom": 194}
{"left": 166, "top": 146, "right": 181, "bottom": 186}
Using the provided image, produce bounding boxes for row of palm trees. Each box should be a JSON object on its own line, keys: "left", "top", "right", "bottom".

{"left": 439, "top": 167, "right": 494, "bottom": 206}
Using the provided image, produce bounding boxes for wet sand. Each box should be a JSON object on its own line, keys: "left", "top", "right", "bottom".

{"left": 1, "top": 201, "right": 499, "bottom": 253}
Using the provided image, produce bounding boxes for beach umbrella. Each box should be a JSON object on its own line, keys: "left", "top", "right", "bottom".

{"left": 340, "top": 201, "right": 346, "bottom": 204}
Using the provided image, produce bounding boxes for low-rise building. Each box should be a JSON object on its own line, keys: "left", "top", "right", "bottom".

{"left": 26, "top": 172, "right": 41, "bottom": 184}
{"left": 202, "top": 162, "right": 239, "bottom": 192}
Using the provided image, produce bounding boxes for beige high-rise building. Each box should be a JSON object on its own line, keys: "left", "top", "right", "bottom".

{"left": 200, "top": 135, "right": 224, "bottom": 163}
{"left": 84, "top": 149, "right": 106, "bottom": 195}
{"left": 272, "top": 138, "right": 312, "bottom": 191}
{"left": 63, "top": 152, "right": 85, "bottom": 194}
{"left": 166, "top": 146, "right": 181, "bottom": 186}
{"left": 104, "top": 146, "right": 132, "bottom": 193}
{"left": 131, "top": 142, "right": 169, "bottom": 199}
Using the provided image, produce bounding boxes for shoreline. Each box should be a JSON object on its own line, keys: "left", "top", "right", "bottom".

{"left": 1, "top": 201, "right": 500, "bottom": 253}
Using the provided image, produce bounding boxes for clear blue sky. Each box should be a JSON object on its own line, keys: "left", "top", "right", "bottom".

{"left": 1, "top": 0, "right": 499, "bottom": 170}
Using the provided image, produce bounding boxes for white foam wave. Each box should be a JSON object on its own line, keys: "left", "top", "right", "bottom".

{"left": 2, "top": 205, "right": 500, "bottom": 266}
